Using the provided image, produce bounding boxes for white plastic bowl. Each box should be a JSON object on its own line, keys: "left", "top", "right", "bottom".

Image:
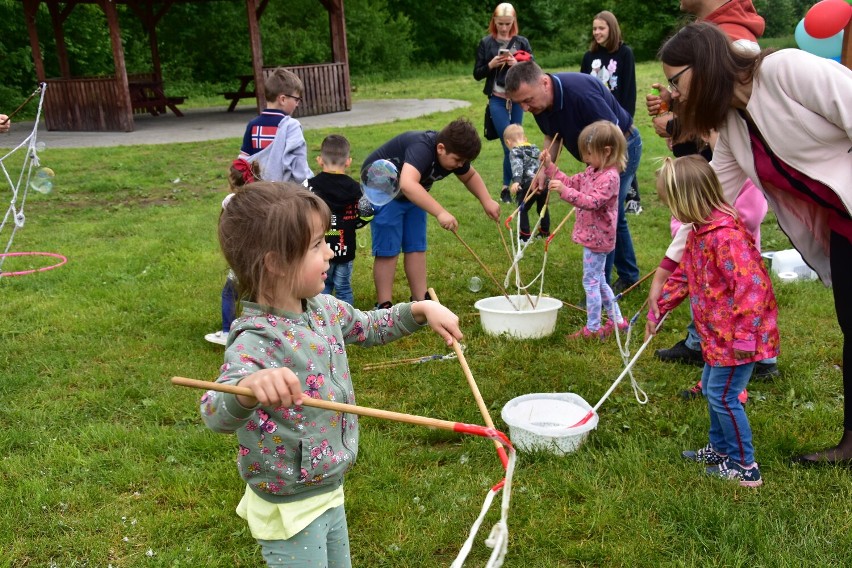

{"left": 474, "top": 295, "right": 562, "bottom": 339}
{"left": 501, "top": 393, "right": 598, "bottom": 455}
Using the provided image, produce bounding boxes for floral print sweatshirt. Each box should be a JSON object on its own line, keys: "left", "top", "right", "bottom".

{"left": 201, "top": 296, "right": 423, "bottom": 503}
{"left": 545, "top": 164, "right": 619, "bottom": 253}
{"left": 651, "top": 211, "right": 779, "bottom": 367}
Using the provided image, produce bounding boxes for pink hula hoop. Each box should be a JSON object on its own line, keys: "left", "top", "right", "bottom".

{"left": 0, "top": 251, "right": 67, "bottom": 277}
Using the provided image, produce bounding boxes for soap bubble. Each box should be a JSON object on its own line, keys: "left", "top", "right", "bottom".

{"left": 35, "top": 141, "right": 46, "bottom": 152}
{"left": 361, "top": 159, "right": 399, "bottom": 206}
{"left": 468, "top": 276, "right": 482, "bottom": 292}
{"left": 30, "top": 167, "right": 55, "bottom": 194}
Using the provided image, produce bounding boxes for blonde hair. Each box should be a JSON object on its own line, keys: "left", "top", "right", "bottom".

{"left": 218, "top": 182, "right": 330, "bottom": 304}
{"left": 489, "top": 3, "right": 518, "bottom": 37}
{"left": 577, "top": 120, "right": 626, "bottom": 172}
{"left": 655, "top": 155, "right": 737, "bottom": 224}
{"left": 502, "top": 123, "right": 525, "bottom": 145}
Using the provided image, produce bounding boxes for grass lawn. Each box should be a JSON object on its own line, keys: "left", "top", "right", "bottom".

{"left": 1, "top": 60, "right": 850, "bottom": 566}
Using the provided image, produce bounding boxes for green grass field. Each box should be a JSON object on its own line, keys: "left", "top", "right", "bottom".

{"left": 1, "top": 60, "right": 850, "bottom": 566}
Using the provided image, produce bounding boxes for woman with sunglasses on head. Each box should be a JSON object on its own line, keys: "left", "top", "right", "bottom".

{"left": 473, "top": 3, "right": 533, "bottom": 204}
{"left": 647, "top": 21, "right": 852, "bottom": 466}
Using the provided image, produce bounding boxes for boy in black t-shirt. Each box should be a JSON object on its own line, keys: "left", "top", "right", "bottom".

{"left": 361, "top": 118, "right": 500, "bottom": 308}
{"left": 308, "top": 135, "right": 372, "bottom": 306}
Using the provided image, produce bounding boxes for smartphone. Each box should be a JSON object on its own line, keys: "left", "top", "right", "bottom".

{"left": 498, "top": 48, "right": 511, "bottom": 56}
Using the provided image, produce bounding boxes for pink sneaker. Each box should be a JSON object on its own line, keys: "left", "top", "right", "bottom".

{"left": 566, "top": 326, "right": 605, "bottom": 341}
{"left": 600, "top": 319, "right": 629, "bottom": 339}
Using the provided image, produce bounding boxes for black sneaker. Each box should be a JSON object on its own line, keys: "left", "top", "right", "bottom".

{"left": 375, "top": 301, "right": 393, "bottom": 310}
{"left": 655, "top": 339, "right": 704, "bottom": 366}
{"left": 500, "top": 188, "right": 512, "bottom": 204}
{"left": 753, "top": 362, "right": 779, "bottom": 380}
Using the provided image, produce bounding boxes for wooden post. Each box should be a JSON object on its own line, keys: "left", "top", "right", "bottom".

{"left": 245, "top": 0, "right": 265, "bottom": 114}
{"left": 46, "top": 1, "right": 71, "bottom": 78}
{"left": 323, "top": 0, "right": 352, "bottom": 110}
{"left": 99, "top": 0, "right": 134, "bottom": 132}
{"left": 22, "top": 0, "right": 46, "bottom": 83}
{"left": 842, "top": 17, "right": 852, "bottom": 70}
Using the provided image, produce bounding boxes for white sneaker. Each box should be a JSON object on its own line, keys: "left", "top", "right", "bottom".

{"left": 625, "top": 200, "right": 643, "bottom": 215}
{"left": 204, "top": 330, "right": 228, "bottom": 346}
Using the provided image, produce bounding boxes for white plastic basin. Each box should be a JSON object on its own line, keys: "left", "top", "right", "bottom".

{"left": 474, "top": 295, "right": 562, "bottom": 339}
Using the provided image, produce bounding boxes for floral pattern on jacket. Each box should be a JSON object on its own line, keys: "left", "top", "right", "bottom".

{"left": 546, "top": 164, "right": 619, "bottom": 253}
{"left": 200, "top": 296, "right": 423, "bottom": 502}
{"left": 654, "top": 211, "right": 779, "bottom": 367}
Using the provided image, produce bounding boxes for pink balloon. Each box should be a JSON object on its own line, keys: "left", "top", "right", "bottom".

{"left": 805, "top": 0, "right": 852, "bottom": 39}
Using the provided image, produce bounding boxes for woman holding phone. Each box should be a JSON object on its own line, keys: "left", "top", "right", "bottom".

{"left": 473, "top": 3, "right": 533, "bottom": 203}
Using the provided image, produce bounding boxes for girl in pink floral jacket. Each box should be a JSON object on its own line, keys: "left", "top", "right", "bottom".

{"left": 647, "top": 156, "right": 779, "bottom": 487}
{"left": 545, "top": 120, "right": 628, "bottom": 340}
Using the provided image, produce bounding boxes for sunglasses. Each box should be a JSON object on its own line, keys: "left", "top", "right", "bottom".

{"left": 667, "top": 66, "right": 691, "bottom": 93}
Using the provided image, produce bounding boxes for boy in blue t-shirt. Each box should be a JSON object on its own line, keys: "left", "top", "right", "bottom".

{"left": 361, "top": 118, "right": 500, "bottom": 308}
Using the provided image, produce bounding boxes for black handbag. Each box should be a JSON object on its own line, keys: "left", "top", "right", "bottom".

{"left": 484, "top": 105, "right": 499, "bottom": 141}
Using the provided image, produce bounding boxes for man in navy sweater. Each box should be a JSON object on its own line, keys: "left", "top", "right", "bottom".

{"left": 505, "top": 61, "right": 641, "bottom": 291}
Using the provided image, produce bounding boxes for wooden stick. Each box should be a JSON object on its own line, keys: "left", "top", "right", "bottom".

{"left": 495, "top": 219, "right": 513, "bottom": 265}
{"left": 614, "top": 268, "right": 657, "bottom": 301}
{"left": 452, "top": 229, "right": 518, "bottom": 310}
{"left": 429, "top": 288, "right": 509, "bottom": 468}
{"left": 545, "top": 207, "right": 575, "bottom": 249}
{"left": 1, "top": 86, "right": 42, "bottom": 125}
{"left": 172, "top": 376, "right": 492, "bottom": 435}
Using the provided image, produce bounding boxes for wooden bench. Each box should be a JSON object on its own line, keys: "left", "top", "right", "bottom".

{"left": 222, "top": 91, "right": 247, "bottom": 112}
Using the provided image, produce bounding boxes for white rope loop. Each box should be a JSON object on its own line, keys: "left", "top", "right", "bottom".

{"left": 0, "top": 84, "right": 47, "bottom": 270}
{"left": 450, "top": 445, "right": 516, "bottom": 568}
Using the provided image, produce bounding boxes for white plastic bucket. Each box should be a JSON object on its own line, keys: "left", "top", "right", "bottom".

{"left": 771, "top": 249, "right": 817, "bottom": 281}
{"left": 501, "top": 393, "right": 598, "bottom": 455}
{"left": 474, "top": 295, "right": 562, "bottom": 339}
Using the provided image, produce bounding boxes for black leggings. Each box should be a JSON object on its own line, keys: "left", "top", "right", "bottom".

{"left": 830, "top": 231, "right": 852, "bottom": 430}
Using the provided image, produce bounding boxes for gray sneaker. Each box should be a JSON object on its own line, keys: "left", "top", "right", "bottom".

{"left": 625, "top": 200, "right": 643, "bottom": 215}
{"left": 682, "top": 443, "right": 726, "bottom": 465}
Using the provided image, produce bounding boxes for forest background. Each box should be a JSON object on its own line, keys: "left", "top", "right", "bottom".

{"left": 0, "top": 0, "right": 812, "bottom": 107}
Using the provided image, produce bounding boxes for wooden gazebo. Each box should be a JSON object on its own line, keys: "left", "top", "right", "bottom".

{"left": 21, "top": 0, "right": 351, "bottom": 132}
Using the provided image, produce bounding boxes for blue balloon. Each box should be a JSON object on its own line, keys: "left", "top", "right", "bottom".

{"left": 795, "top": 18, "right": 844, "bottom": 59}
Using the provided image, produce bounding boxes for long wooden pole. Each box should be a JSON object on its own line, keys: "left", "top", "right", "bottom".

{"left": 171, "top": 376, "right": 511, "bottom": 444}
{"left": 452, "top": 229, "right": 519, "bottom": 310}
{"left": 428, "top": 288, "right": 509, "bottom": 467}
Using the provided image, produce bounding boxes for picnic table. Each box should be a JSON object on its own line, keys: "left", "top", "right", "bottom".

{"left": 129, "top": 80, "right": 185, "bottom": 117}
{"left": 222, "top": 75, "right": 257, "bottom": 112}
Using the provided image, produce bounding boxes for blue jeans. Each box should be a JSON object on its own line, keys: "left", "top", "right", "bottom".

{"left": 702, "top": 363, "right": 756, "bottom": 465}
{"left": 221, "top": 274, "right": 238, "bottom": 333}
{"left": 685, "top": 311, "right": 777, "bottom": 364}
{"left": 323, "top": 260, "right": 354, "bottom": 305}
{"left": 605, "top": 127, "right": 642, "bottom": 285}
{"left": 257, "top": 505, "right": 351, "bottom": 568}
{"left": 489, "top": 95, "right": 524, "bottom": 187}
